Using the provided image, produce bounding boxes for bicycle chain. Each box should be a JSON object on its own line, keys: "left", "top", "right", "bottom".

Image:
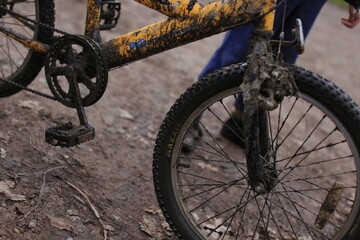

{"left": 0, "top": 4, "right": 93, "bottom": 102}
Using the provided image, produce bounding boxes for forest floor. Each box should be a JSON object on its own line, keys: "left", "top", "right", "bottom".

{"left": 0, "top": 1, "right": 360, "bottom": 240}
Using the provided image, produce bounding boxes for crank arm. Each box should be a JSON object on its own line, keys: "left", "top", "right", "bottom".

{"left": 45, "top": 68, "right": 95, "bottom": 147}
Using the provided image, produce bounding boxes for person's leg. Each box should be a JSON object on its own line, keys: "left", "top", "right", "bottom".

{"left": 193, "top": 0, "right": 327, "bottom": 148}
{"left": 198, "top": 0, "right": 302, "bottom": 80}
{"left": 274, "top": 0, "right": 327, "bottom": 64}
{"left": 222, "top": 0, "right": 327, "bottom": 147}
{"left": 198, "top": 24, "right": 254, "bottom": 79}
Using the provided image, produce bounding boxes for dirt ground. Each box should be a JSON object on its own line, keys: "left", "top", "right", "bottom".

{"left": 0, "top": 1, "right": 360, "bottom": 240}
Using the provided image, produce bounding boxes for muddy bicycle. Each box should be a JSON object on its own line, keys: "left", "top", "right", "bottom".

{"left": 1, "top": 0, "right": 360, "bottom": 239}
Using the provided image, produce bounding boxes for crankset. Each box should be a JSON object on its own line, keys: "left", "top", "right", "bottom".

{"left": 44, "top": 35, "right": 108, "bottom": 147}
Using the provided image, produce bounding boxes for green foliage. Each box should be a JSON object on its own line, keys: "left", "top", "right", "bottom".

{"left": 329, "top": 0, "right": 348, "bottom": 7}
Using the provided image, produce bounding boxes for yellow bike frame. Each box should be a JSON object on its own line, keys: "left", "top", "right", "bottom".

{"left": 0, "top": 0, "right": 276, "bottom": 69}
{"left": 100, "top": 0, "right": 276, "bottom": 69}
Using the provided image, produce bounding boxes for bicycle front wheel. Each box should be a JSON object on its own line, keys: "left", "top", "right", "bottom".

{"left": 0, "top": 0, "right": 54, "bottom": 97}
{"left": 153, "top": 64, "right": 360, "bottom": 240}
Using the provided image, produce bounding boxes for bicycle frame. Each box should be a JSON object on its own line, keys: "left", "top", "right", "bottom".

{"left": 0, "top": 0, "right": 280, "bottom": 193}
{"left": 0, "top": 0, "right": 276, "bottom": 69}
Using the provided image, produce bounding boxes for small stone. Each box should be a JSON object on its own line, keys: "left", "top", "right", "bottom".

{"left": 66, "top": 237, "right": 74, "bottom": 240}
{"left": 13, "top": 228, "right": 20, "bottom": 234}
{"left": 102, "top": 114, "right": 115, "bottom": 126}
{"left": 28, "top": 219, "right": 37, "bottom": 229}
{"left": 48, "top": 215, "right": 73, "bottom": 232}
{"left": 17, "top": 100, "right": 43, "bottom": 112}
{"left": 117, "top": 108, "right": 134, "bottom": 120}
{"left": 105, "top": 225, "right": 115, "bottom": 231}
{"left": 118, "top": 231, "right": 129, "bottom": 238}
{"left": 66, "top": 209, "right": 79, "bottom": 216}
{"left": 0, "top": 131, "right": 9, "bottom": 144}
{"left": 0, "top": 148, "right": 6, "bottom": 158}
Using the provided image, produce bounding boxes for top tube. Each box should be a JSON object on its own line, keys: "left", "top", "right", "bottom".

{"left": 101, "top": 0, "right": 276, "bottom": 69}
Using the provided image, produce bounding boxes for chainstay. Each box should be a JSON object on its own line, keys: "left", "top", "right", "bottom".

{"left": 0, "top": 78, "right": 57, "bottom": 101}
{"left": 0, "top": 3, "right": 72, "bottom": 101}
{"left": 0, "top": 4, "right": 70, "bottom": 36}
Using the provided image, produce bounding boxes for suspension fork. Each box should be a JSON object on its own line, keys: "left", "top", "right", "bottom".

{"left": 243, "top": 1, "right": 277, "bottom": 194}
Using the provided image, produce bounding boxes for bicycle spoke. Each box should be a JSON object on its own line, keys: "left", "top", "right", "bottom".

{"left": 263, "top": 196, "right": 286, "bottom": 240}
{"left": 279, "top": 182, "right": 332, "bottom": 238}
{"left": 217, "top": 99, "right": 245, "bottom": 140}
{"left": 280, "top": 181, "right": 351, "bottom": 218}
{"left": 282, "top": 155, "right": 353, "bottom": 171}
{"left": 0, "top": 43, "right": 19, "bottom": 71}
{"left": 272, "top": 189, "right": 300, "bottom": 240}
{"left": 182, "top": 179, "right": 245, "bottom": 201}
{"left": 252, "top": 192, "right": 272, "bottom": 240}
{"left": 180, "top": 155, "right": 246, "bottom": 167}
{"left": 273, "top": 97, "right": 301, "bottom": 146}
{"left": 283, "top": 170, "right": 356, "bottom": 184}
{"left": 275, "top": 139, "right": 348, "bottom": 164}
{"left": 277, "top": 124, "right": 336, "bottom": 181}
{"left": 280, "top": 170, "right": 356, "bottom": 203}
{"left": 196, "top": 119, "right": 247, "bottom": 177}
{"left": 7, "top": 35, "right": 26, "bottom": 59}
{"left": 189, "top": 179, "right": 244, "bottom": 213}
{"left": 178, "top": 171, "right": 229, "bottom": 185}
{"left": 208, "top": 186, "right": 252, "bottom": 239}
{"left": 184, "top": 123, "right": 229, "bottom": 159}
{"left": 198, "top": 192, "right": 257, "bottom": 227}
{"left": 199, "top": 115, "right": 230, "bottom": 159}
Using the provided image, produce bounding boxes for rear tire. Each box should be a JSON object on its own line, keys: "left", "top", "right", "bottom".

{"left": 0, "top": 0, "right": 55, "bottom": 97}
{"left": 153, "top": 63, "right": 360, "bottom": 240}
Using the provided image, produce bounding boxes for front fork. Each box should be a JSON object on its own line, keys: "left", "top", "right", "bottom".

{"left": 242, "top": 5, "right": 298, "bottom": 193}
{"left": 242, "top": 30, "right": 276, "bottom": 193}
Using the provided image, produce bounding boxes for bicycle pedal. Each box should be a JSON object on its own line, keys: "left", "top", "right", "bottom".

{"left": 99, "top": 1, "right": 121, "bottom": 30}
{"left": 45, "top": 122, "right": 95, "bottom": 147}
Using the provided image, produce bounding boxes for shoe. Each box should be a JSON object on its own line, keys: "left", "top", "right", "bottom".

{"left": 182, "top": 122, "right": 203, "bottom": 153}
{"left": 220, "top": 111, "right": 245, "bottom": 148}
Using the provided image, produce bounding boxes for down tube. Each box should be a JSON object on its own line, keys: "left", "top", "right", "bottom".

{"left": 100, "top": 0, "right": 274, "bottom": 69}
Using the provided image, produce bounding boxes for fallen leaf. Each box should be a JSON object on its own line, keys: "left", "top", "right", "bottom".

{"left": 48, "top": 215, "right": 73, "bottom": 232}
{"left": 140, "top": 215, "right": 160, "bottom": 238}
{"left": 0, "top": 148, "right": 6, "bottom": 158}
{"left": 146, "top": 132, "right": 157, "bottom": 140}
{"left": 117, "top": 108, "right": 134, "bottom": 120}
{"left": 0, "top": 180, "right": 26, "bottom": 201}
{"left": 0, "top": 131, "right": 9, "bottom": 144}
{"left": 102, "top": 114, "right": 115, "bottom": 126}
{"left": 105, "top": 224, "right": 115, "bottom": 231}
{"left": 144, "top": 206, "right": 162, "bottom": 215}
{"left": 196, "top": 162, "right": 219, "bottom": 172}
{"left": 161, "top": 221, "right": 173, "bottom": 237}
{"left": 18, "top": 100, "right": 43, "bottom": 112}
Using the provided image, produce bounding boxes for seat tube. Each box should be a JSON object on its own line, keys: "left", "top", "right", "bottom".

{"left": 85, "top": 0, "right": 102, "bottom": 42}
{"left": 255, "top": 0, "right": 276, "bottom": 32}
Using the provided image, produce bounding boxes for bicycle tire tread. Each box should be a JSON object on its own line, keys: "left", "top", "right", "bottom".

{"left": 153, "top": 63, "right": 360, "bottom": 240}
{"left": 0, "top": 0, "right": 55, "bottom": 97}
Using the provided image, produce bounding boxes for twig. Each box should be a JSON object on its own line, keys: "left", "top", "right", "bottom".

{"left": 21, "top": 166, "right": 67, "bottom": 220}
{"left": 65, "top": 181, "right": 109, "bottom": 240}
{"left": 29, "top": 135, "right": 41, "bottom": 152}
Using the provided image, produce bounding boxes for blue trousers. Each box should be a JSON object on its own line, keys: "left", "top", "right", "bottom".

{"left": 199, "top": 0, "right": 327, "bottom": 111}
{"left": 199, "top": 0, "right": 326, "bottom": 79}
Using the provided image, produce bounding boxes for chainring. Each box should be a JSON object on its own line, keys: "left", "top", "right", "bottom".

{"left": 45, "top": 35, "right": 108, "bottom": 108}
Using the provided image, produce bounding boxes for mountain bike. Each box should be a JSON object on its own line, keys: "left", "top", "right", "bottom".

{"left": 1, "top": 0, "right": 360, "bottom": 239}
